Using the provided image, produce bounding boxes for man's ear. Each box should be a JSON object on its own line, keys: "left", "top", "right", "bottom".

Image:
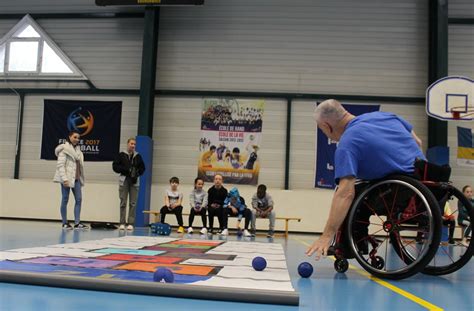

{"left": 321, "top": 122, "right": 333, "bottom": 134}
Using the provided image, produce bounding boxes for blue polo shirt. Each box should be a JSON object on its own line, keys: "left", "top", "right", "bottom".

{"left": 334, "top": 111, "right": 425, "bottom": 183}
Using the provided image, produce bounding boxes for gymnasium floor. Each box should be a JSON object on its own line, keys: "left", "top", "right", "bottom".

{"left": 0, "top": 219, "right": 472, "bottom": 311}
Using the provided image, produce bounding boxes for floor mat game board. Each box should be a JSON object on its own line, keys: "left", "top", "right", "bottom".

{"left": 0, "top": 236, "right": 299, "bottom": 305}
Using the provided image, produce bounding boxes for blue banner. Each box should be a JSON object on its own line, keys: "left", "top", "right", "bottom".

{"left": 41, "top": 99, "right": 122, "bottom": 161}
{"left": 457, "top": 126, "right": 474, "bottom": 167}
{"left": 315, "top": 104, "right": 380, "bottom": 189}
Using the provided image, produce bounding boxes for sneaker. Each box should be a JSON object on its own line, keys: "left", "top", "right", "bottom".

{"left": 243, "top": 229, "right": 252, "bottom": 237}
{"left": 74, "top": 223, "right": 89, "bottom": 230}
{"left": 126, "top": 225, "right": 134, "bottom": 231}
{"left": 187, "top": 227, "right": 194, "bottom": 234}
{"left": 177, "top": 226, "right": 185, "bottom": 233}
{"left": 119, "top": 224, "right": 126, "bottom": 230}
{"left": 200, "top": 227, "right": 208, "bottom": 235}
{"left": 220, "top": 228, "right": 229, "bottom": 236}
{"left": 62, "top": 223, "right": 73, "bottom": 230}
{"left": 267, "top": 230, "right": 274, "bottom": 238}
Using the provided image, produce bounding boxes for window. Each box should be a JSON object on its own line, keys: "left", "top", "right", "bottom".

{"left": 0, "top": 15, "right": 86, "bottom": 80}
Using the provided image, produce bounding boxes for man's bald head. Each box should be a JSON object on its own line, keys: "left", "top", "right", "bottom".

{"left": 314, "top": 99, "right": 347, "bottom": 124}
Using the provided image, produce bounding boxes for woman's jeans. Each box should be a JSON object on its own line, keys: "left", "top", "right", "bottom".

{"left": 60, "top": 180, "right": 82, "bottom": 225}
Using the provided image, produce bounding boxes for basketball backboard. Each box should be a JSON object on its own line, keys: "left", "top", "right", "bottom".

{"left": 426, "top": 76, "right": 473, "bottom": 121}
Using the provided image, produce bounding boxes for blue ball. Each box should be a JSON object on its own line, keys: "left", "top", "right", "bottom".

{"left": 298, "top": 262, "right": 314, "bottom": 278}
{"left": 252, "top": 256, "right": 267, "bottom": 271}
{"left": 153, "top": 267, "right": 174, "bottom": 283}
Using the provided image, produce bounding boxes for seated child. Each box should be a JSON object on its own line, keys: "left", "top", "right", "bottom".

{"left": 160, "top": 176, "right": 184, "bottom": 233}
{"left": 251, "top": 184, "right": 276, "bottom": 238}
{"left": 188, "top": 177, "right": 208, "bottom": 235}
{"left": 222, "top": 187, "right": 252, "bottom": 237}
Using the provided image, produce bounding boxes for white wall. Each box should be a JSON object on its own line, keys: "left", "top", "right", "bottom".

{"left": 157, "top": 0, "right": 428, "bottom": 97}
{"left": 0, "top": 95, "right": 19, "bottom": 178}
{"left": 0, "top": 178, "right": 333, "bottom": 233}
{"left": 0, "top": 0, "right": 472, "bottom": 233}
{"left": 1, "top": 0, "right": 429, "bottom": 96}
{"left": 0, "top": 94, "right": 430, "bottom": 234}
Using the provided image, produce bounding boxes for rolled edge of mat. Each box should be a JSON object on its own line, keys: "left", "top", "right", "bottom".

{"left": 0, "top": 270, "right": 299, "bottom": 306}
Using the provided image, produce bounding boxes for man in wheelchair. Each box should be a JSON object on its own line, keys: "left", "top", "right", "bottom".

{"left": 306, "top": 99, "right": 425, "bottom": 260}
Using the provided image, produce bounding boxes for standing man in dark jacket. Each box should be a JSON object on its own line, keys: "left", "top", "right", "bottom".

{"left": 112, "top": 138, "right": 146, "bottom": 231}
{"left": 207, "top": 174, "right": 228, "bottom": 235}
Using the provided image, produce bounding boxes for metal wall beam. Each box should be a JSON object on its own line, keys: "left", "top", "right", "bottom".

{"left": 428, "top": 0, "right": 448, "bottom": 148}
{"left": 137, "top": 7, "right": 159, "bottom": 137}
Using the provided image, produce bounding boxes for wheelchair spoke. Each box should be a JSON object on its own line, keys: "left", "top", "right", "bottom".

{"left": 363, "top": 201, "right": 385, "bottom": 223}
{"left": 401, "top": 238, "right": 421, "bottom": 257}
{"left": 389, "top": 184, "right": 400, "bottom": 218}
{"left": 378, "top": 187, "right": 392, "bottom": 218}
{"left": 355, "top": 220, "right": 382, "bottom": 226}
{"left": 384, "top": 232, "right": 389, "bottom": 268}
{"left": 436, "top": 245, "right": 456, "bottom": 264}
{"left": 355, "top": 228, "right": 385, "bottom": 244}
{"left": 395, "top": 211, "right": 427, "bottom": 225}
{"left": 393, "top": 232, "right": 406, "bottom": 262}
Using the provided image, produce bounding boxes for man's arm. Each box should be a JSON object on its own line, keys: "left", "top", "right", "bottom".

{"left": 306, "top": 176, "right": 356, "bottom": 259}
{"left": 411, "top": 130, "right": 422, "bottom": 148}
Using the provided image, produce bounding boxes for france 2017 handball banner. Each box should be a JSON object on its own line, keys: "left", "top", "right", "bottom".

{"left": 198, "top": 98, "right": 264, "bottom": 185}
{"left": 41, "top": 99, "right": 122, "bottom": 161}
{"left": 315, "top": 103, "right": 380, "bottom": 189}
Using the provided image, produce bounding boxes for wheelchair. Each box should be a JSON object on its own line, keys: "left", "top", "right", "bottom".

{"left": 327, "top": 165, "right": 473, "bottom": 280}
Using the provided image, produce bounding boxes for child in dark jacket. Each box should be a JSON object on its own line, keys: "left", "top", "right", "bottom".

{"left": 222, "top": 187, "right": 252, "bottom": 237}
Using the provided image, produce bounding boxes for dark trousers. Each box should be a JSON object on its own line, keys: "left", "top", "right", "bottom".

{"left": 189, "top": 208, "right": 207, "bottom": 228}
{"left": 443, "top": 219, "right": 455, "bottom": 240}
{"left": 160, "top": 205, "right": 184, "bottom": 226}
{"left": 208, "top": 205, "right": 223, "bottom": 231}
{"left": 223, "top": 208, "right": 252, "bottom": 230}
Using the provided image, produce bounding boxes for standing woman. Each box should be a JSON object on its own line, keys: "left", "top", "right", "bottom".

{"left": 53, "top": 131, "right": 88, "bottom": 229}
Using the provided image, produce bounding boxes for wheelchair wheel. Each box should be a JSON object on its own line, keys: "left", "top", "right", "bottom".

{"left": 334, "top": 258, "right": 349, "bottom": 273}
{"left": 347, "top": 175, "right": 442, "bottom": 280}
{"left": 421, "top": 186, "right": 473, "bottom": 275}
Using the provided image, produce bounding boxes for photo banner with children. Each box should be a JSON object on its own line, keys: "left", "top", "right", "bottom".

{"left": 41, "top": 99, "right": 122, "bottom": 161}
{"left": 198, "top": 98, "right": 265, "bottom": 185}
{"left": 315, "top": 103, "right": 380, "bottom": 189}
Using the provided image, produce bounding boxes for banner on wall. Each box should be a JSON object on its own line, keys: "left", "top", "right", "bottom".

{"left": 41, "top": 99, "right": 122, "bottom": 161}
{"left": 457, "top": 126, "right": 474, "bottom": 167}
{"left": 315, "top": 103, "right": 380, "bottom": 189}
{"left": 198, "top": 98, "right": 264, "bottom": 185}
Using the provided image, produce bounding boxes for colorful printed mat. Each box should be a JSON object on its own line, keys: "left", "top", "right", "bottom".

{"left": 0, "top": 236, "right": 294, "bottom": 291}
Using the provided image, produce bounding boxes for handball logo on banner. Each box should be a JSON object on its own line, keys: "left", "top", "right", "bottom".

{"left": 67, "top": 107, "right": 94, "bottom": 136}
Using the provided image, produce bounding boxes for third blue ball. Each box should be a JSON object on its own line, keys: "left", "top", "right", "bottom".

{"left": 153, "top": 267, "right": 175, "bottom": 283}
{"left": 298, "top": 262, "right": 313, "bottom": 278}
{"left": 252, "top": 256, "right": 267, "bottom": 271}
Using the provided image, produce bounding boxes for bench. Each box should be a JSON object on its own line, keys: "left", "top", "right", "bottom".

{"left": 143, "top": 210, "right": 301, "bottom": 238}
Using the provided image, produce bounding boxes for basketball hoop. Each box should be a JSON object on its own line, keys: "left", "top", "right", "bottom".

{"left": 426, "top": 76, "right": 473, "bottom": 121}
{"left": 450, "top": 106, "right": 474, "bottom": 120}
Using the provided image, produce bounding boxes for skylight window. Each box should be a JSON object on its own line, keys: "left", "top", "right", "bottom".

{"left": 0, "top": 15, "right": 86, "bottom": 80}
{"left": 16, "top": 25, "right": 41, "bottom": 38}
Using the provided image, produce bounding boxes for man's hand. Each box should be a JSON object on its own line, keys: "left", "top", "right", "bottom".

{"left": 230, "top": 206, "right": 238, "bottom": 215}
{"left": 210, "top": 203, "right": 219, "bottom": 209}
{"left": 305, "top": 235, "right": 333, "bottom": 260}
{"left": 63, "top": 180, "right": 70, "bottom": 188}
